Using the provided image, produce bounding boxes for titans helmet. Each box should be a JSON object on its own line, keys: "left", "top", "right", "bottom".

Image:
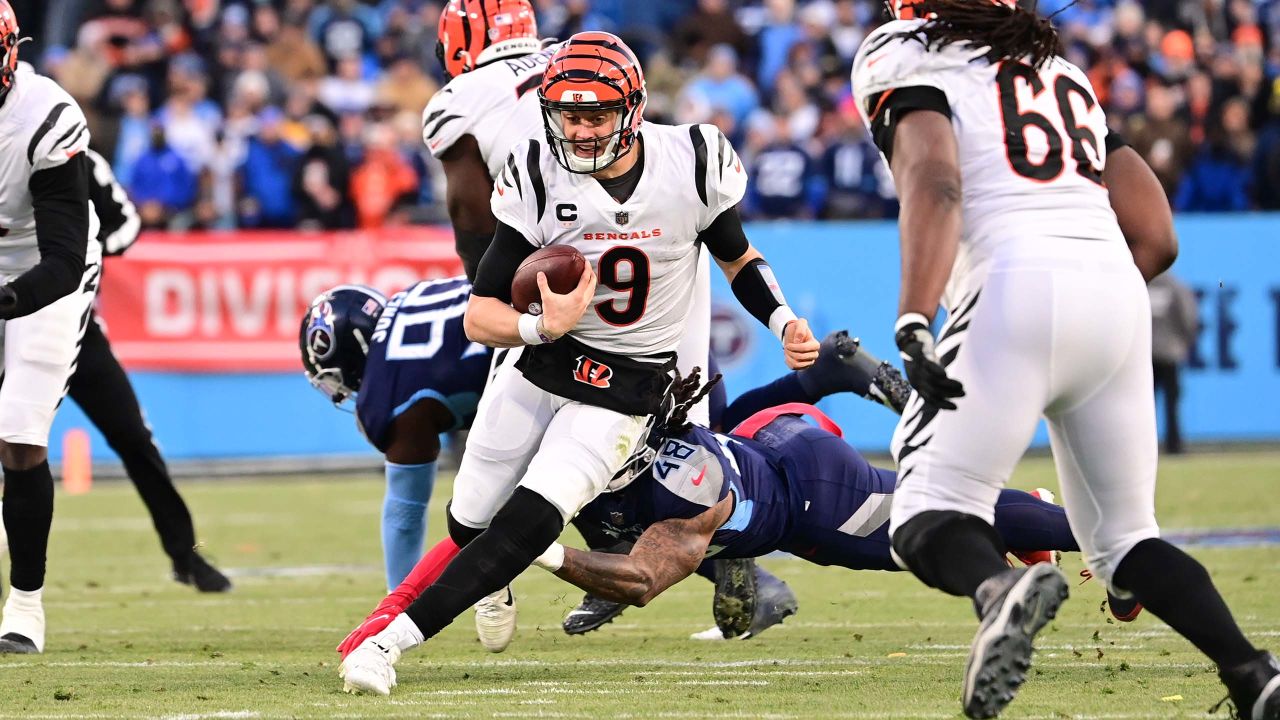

{"left": 299, "top": 285, "right": 387, "bottom": 405}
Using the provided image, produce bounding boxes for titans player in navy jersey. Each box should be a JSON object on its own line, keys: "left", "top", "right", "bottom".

{"left": 528, "top": 372, "right": 1138, "bottom": 626}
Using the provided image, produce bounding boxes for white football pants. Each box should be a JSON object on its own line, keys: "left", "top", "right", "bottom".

{"left": 675, "top": 247, "right": 712, "bottom": 427}
{"left": 889, "top": 241, "right": 1160, "bottom": 589}
{"left": 0, "top": 259, "right": 100, "bottom": 446}
{"left": 450, "top": 357, "right": 647, "bottom": 528}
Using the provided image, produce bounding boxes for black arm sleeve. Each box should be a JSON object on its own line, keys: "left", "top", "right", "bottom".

{"left": 455, "top": 230, "right": 494, "bottom": 283}
{"left": 1105, "top": 130, "right": 1130, "bottom": 154}
{"left": 866, "top": 85, "right": 952, "bottom": 164}
{"left": 87, "top": 150, "right": 139, "bottom": 256}
{"left": 696, "top": 205, "right": 750, "bottom": 262}
{"left": 470, "top": 222, "right": 537, "bottom": 303}
{"left": 8, "top": 153, "right": 90, "bottom": 318}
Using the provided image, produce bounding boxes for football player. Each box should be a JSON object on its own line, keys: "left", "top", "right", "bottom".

{"left": 424, "top": 1, "right": 738, "bottom": 634}
{"left": 301, "top": 281, "right": 907, "bottom": 651}
{"left": 0, "top": 1, "right": 101, "bottom": 654}
{"left": 338, "top": 32, "right": 821, "bottom": 695}
{"left": 525, "top": 373, "right": 1124, "bottom": 629}
{"left": 851, "top": 1, "right": 1278, "bottom": 717}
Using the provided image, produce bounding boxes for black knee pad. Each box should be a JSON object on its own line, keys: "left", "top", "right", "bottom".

{"left": 446, "top": 501, "right": 485, "bottom": 548}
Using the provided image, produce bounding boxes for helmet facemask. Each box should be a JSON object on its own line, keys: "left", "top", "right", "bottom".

{"left": 541, "top": 91, "right": 644, "bottom": 175}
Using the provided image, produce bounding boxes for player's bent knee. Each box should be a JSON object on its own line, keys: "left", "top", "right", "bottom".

{"left": 891, "top": 510, "right": 1003, "bottom": 590}
{"left": 1107, "top": 536, "right": 1180, "bottom": 594}
{"left": 446, "top": 502, "right": 487, "bottom": 548}
{"left": 0, "top": 442, "right": 48, "bottom": 471}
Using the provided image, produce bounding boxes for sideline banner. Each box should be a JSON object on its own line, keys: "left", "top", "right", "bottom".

{"left": 98, "top": 229, "right": 464, "bottom": 371}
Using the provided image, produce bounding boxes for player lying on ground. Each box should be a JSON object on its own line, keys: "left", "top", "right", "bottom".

{"left": 524, "top": 372, "right": 1135, "bottom": 625}
{"left": 301, "top": 280, "right": 904, "bottom": 653}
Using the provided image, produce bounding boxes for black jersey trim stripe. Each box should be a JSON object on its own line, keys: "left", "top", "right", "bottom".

{"left": 53, "top": 121, "right": 85, "bottom": 149}
{"left": 27, "top": 102, "right": 71, "bottom": 165}
{"left": 479, "top": 0, "right": 492, "bottom": 51}
{"left": 425, "top": 114, "right": 463, "bottom": 140}
{"left": 526, "top": 141, "right": 547, "bottom": 221}
{"left": 716, "top": 129, "right": 728, "bottom": 180}
{"left": 690, "top": 125, "right": 709, "bottom": 206}
{"left": 61, "top": 125, "right": 88, "bottom": 151}
{"left": 506, "top": 153, "right": 524, "bottom": 200}
{"left": 422, "top": 108, "right": 446, "bottom": 131}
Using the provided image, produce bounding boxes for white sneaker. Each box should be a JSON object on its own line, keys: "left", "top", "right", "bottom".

{"left": 0, "top": 587, "right": 45, "bottom": 653}
{"left": 340, "top": 637, "right": 400, "bottom": 696}
{"left": 474, "top": 586, "right": 517, "bottom": 653}
{"left": 690, "top": 625, "right": 727, "bottom": 641}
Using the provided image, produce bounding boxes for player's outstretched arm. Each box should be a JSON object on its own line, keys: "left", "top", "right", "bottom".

{"left": 699, "top": 207, "right": 819, "bottom": 369}
{"left": 536, "top": 497, "right": 732, "bottom": 607}
{"left": 1102, "top": 143, "right": 1177, "bottom": 282}
{"left": 439, "top": 136, "right": 498, "bottom": 283}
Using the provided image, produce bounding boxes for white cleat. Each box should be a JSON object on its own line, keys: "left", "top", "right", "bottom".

{"left": 474, "top": 586, "right": 517, "bottom": 653}
{"left": 0, "top": 587, "right": 45, "bottom": 654}
{"left": 690, "top": 625, "right": 728, "bottom": 641}
{"left": 340, "top": 637, "right": 400, "bottom": 696}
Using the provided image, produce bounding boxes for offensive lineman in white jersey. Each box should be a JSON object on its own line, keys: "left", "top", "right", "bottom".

{"left": 339, "top": 32, "right": 819, "bottom": 696}
{"left": 851, "top": 1, "right": 1279, "bottom": 718}
{"left": 0, "top": 1, "right": 102, "bottom": 654}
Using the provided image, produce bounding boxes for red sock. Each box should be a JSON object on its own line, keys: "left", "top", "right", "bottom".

{"left": 384, "top": 536, "right": 461, "bottom": 611}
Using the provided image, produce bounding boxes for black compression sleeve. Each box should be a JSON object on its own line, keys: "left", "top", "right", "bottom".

{"left": 9, "top": 153, "right": 90, "bottom": 318}
{"left": 470, "top": 222, "right": 536, "bottom": 303}
{"left": 697, "top": 205, "right": 750, "bottom": 262}
{"left": 866, "top": 85, "right": 951, "bottom": 163}
{"left": 455, "top": 230, "right": 494, "bottom": 283}
{"left": 1105, "top": 130, "right": 1130, "bottom": 154}
{"left": 731, "top": 258, "right": 792, "bottom": 335}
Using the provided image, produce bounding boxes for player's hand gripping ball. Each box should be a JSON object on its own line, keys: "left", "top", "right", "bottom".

{"left": 511, "top": 245, "right": 587, "bottom": 315}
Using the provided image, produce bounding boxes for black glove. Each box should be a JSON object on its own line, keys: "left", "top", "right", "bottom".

{"left": 0, "top": 285, "right": 17, "bottom": 320}
{"left": 894, "top": 314, "right": 965, "bottom": 410}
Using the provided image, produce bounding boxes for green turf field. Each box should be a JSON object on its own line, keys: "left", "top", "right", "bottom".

{"left": 6, "top": 451, "right": 1278, "bottom": 719}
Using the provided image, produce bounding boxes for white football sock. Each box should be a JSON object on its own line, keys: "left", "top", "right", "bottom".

{"left": 0, "top": 586, "right": 45, "bottom": 651}
{"left": 377, "top": 613, "right": 424, "bottom": 653}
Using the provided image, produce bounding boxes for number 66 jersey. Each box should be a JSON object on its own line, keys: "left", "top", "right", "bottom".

{"left": 851, "top": 19, "right": 1126, "bottom": 289}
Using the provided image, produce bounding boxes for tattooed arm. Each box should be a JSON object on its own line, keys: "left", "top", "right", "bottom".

{"left": 550, "top": 496, "right": 733, "bottom": 607}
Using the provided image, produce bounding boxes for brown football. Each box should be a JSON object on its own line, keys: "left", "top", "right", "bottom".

{"left": 511, "top": 245, "right": 587, "bottom": 315}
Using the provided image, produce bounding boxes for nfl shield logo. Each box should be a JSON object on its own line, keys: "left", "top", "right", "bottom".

{"left": 615, "top": 210, "right": 629, "bottom": 226}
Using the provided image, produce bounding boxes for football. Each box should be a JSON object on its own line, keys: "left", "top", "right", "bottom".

{"left": 511, "top": 245, "right": 588, "bottom": 315}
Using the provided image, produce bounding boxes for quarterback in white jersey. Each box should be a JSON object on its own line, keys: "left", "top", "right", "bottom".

{"left": 852, "top": 2, "right": 1280, "bottom": 719}
{"left": 0, "top": 3, "right": 101, "bottom": 655}
{"left": 339, "top": 32, "right": 818, "bottom": 697}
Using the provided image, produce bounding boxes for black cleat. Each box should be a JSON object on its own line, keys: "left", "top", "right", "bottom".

{"left": 963, "top": 564, "right": 1069, "bottom": 719}
{"left": 173, "top": 551, "right": 233, "bottom": 593}
{"left": 712, "top": 558, "right": 758, "bottom": 639}
{"left": 1105, "top": 590, "right": 1143, "bottom": 623}
{"left": 740, "top": 565, "right": 798, "bottom": 639}
{"left": 869, "top": 361, "right": 912, "bottom": 414}
{"left": 0, "top": 632, "right": 39, "bottom": 654}
{"left": 562, "top": 594, "right": 627, "bottom": 635}
{"left": 1219, "top": 652, "right": 1280, "bottom": 720}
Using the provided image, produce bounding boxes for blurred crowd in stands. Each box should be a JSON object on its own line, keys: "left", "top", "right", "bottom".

{"left": 14, "top": 0, "right": 1280, "bottom": 230}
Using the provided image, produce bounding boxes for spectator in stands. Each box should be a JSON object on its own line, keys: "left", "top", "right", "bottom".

{"left": 1176, "top": 97, "right": 1254, "bottom": 211}
{"left": 109, "top": 73, "right": 152, "bottom": 189}
{"left": 1128, "top": 82, "right": 1194, "bottom": 198}
{"left": 374, "top": 55, "right": 437, "bottom": 118}
{"left": 238, "top": 108, "right": 303, "bottom": 229}
{"left": 745, "top": 115, "right": 822, "bottom": 220}
{"left": 295, "top": 116, "right": 354, "bottom": 231}
{"left": 818, "top": 103, "right": 897, "bottom": 219}
{"left": 130, "top": 122, "right": 199, "bottom": 230}
{"left": 319, "top": 54, "right": 376, "bottom": 117}
{"left": 538, "top": 0, "right": 616, "bottom": 40}
{"left": 264, "top": 12, "right": 328, "bottom": 83}
{"left": 683, "top": 45, "right": 759, "bottom": 132}
{"left": 309, "top": 0, "right": 381, "bottom": 71}
{"left": 350, "top": 122, "right": 419, "bottom": 229}
{"left": 673, "top": 0, "right": 750, "bottom": 67}
{"left": 756, "top": 0, "right": 803, "bottom": 94}
{"left": 156, "top": 53, "right": 221, "bottom": 174}
{"left": 1253, "top": 77, "right": 1280, "bottom": 209}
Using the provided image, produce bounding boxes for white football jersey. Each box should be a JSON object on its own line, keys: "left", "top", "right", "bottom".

{"left": 852, "top": 20, "right": 1125, "bottom": 288}
{"left": 422, "top": 45, "right": 559, "bottom": 179}
{"left": 492, "top": 123, "right": 746, "bottom": 356}
{"left": 0, "top": 64, "right": 100, "bottom": 275}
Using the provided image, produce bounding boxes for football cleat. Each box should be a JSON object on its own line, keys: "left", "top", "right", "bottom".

{"left": 339, "top": 636, "right": 400, "bottom": 696}
{"left": 1009, "top": 489, "right": 1060, "bottom": 567}
{"left": 1219, "top": 652, "right": 1280, "bottom": 720}
{"left": 693, "top": 565, "right": 798, "bottom": 641}
{"left": 0, "top": 588, "right": 44, "bottom": 654}
{"left": 1076, "top": 568, "right": 1144, "bottom": 623}
{"left": 963, "top": 564, "right": 1069, "bottom": 719}
{"left": 173, "top": 551, "right": 232, "bottom": 593}
{"left": 563, "top": 594, "right": 627, "bottom": 635}
{"left": 474, "top": 586, "right": 517, "bottom": 652}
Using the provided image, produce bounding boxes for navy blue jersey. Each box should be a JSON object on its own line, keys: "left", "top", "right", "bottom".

{"left": 580, "top": 416, "right": 901, "bottom": 570}
{"left": 355, "top": 278, "right": 492, "bottom": 453}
